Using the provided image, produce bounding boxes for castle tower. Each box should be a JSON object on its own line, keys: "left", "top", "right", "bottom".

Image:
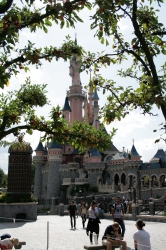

{"left": 89, "top": 148, "right": 102, "bottom": 162}
{"left": 88, "top": 83, "right": 93, "bottom": 125}
{"left": 67, "top": 51, "right": 85, "bottom": 123}
{"left": 62, "top": 96, "right": 71, "bottom": 122}
{"left": 47, "top": 139, "right": 62, "bottom": 198}
{"left": 131, "top": 140, "right": 141, "bottom": 161}
{"left": 33, "top": 141, "right": 47, "bottom": 198}
{"left": 84, "top": 95, "right": 89, "bottom": 124}
{"left": 8, "top": 135, "right": 33, "bottom": 201}
{"left": 92, "top": 90, "right": 100, "bottom": 129}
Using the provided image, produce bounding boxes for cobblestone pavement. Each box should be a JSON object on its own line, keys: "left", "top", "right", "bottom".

{"left": 0, "top": 215, "right": 165, "bottom": 250}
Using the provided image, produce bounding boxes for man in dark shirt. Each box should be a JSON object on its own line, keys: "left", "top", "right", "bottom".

{"left": 102, "top": 222, "right": 127, "bottom": 250}
{"left": 68, "top": 200, "right": 77, "bottom": 230}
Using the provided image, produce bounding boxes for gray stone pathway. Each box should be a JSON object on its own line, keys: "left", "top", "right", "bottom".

{"left": 0, "top": 215, "right": 165, "bottom": 249}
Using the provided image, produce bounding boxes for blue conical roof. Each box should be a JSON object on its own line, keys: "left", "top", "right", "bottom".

{"left": 71, "top": 148, "right": 80, "bottom": 154}
{"left": 49, "top": 138, "right": 62, "bottom": 149}
{"left": 151, "top": 149, "right": 166, "bottom": 162}
{"left": 131, "top": 144, "right": 140, "bottom": 156}
{"left": 90, "top": 148, "right": 101, "bottom": 157}
{"left": 63, "top": 97, "right": 71, "bottom": 112}
{"left": 92, "top": 90, "right": 99, "bottom": 100}
{"left": 35, "top": 142, "right": 45, "bottom": 151}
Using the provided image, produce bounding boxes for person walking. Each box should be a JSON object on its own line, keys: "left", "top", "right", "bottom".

{"left": 102, "top": 222, "right": 127, "bottom": 250}
{"left": 133, "top": 219, "right": 151, "bottom": 250}
{"left": 80, "top": 202, "right": 88, "bottom": 228}
{"left": 111, "top": 196, "right": 125, "bottom": 237}
{"left": 68, "top": 200, "right": 77, "bottom": 230}
{"left": 86, "top": 200, "right": 100, "bottom": 245}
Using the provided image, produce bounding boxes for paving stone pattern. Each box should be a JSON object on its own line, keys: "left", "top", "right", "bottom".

{"left": 0, "top": 215, "right": 165, "bottom": 250}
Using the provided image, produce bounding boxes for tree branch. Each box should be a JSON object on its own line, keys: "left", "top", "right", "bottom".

{"left": 0, "top": 0, "right": 13, "bottom": 14}
{"left": 0, "top": 125, "right": 30, "bottom": 140}
{"left": 132, "top": 0, "right": 166, "bottom": 120}
{"left": 152, "top": 31, "right": 166, "bottom": 36}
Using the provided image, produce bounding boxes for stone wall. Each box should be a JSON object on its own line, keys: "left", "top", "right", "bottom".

{"left": 0, "top": 202, "right": 37, "bottom": 221}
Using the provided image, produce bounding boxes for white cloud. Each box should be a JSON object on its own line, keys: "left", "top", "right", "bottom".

{"left": 106, "top": 112, "right": 151, "bottom": 139}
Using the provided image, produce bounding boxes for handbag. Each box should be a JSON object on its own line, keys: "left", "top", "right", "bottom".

{"left": 96, "top": 217, "right": 101, "bottom": 224}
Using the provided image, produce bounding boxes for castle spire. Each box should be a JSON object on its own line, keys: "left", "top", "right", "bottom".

{"left": 75, "top": 32, "right": 77, "bottom": 45}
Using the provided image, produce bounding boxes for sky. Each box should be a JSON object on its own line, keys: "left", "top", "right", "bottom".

{"left": 0, "top": 0, "right": 166, "bottom": 173}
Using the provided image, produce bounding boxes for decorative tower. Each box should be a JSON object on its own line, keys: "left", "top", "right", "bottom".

{"left": 33, "top": 141, "right": 47, "bottom": 198}
{"left": 67, "top": 41, "right": 85, "bottom": 123}
{"left": 88, "top": 82, "right": 94, "bottom": 125}
{"left": 92, "top": 90, "right": 100, "bottom": 129}
{"left": 131, "top": 139, "right": 141, "bottom": 161}
{"left": 62, "top": 96, "right": 71, "bottom": 122}
{"left": 8, "top": 134, "right": 33, "bottom": 201}
{"left": 84, "top": 95, "right": 89, "bottom": 124}
{"left": 47, "top": 139, "right": 62, "bottom": 198}
{"left": 89, "top": 148, "right": 102, "bottom": 162}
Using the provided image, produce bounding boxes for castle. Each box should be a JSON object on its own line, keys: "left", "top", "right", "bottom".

{"left": 33, "top": 48, "right": 166, "bottom": 202}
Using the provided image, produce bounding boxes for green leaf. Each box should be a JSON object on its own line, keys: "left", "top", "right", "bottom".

{"left": 43, "top": 26, "right": 48, "bottom": 33}
{"left": 60, "top": 20, "right": 65, "bottom": 29}
{"left": 101, "top": 37, "right": 104, "bottom": 44}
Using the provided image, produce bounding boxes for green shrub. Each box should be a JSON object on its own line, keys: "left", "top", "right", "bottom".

{"left": 89, "top": 186, "right": 98, "bottom": 193}
{"left": 0, "top": 192, "right": 37, "bottom": 203}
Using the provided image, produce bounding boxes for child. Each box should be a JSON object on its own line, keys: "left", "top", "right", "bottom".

{"left": 0, "top": 238, "right": 19, "bottom": 249}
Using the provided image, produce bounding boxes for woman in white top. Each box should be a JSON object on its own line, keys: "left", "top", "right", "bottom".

{"left": 86, "top": 200, "right": 100, "bottom": 245}
{"left": 133, "top": 219, "right": 151, "bottom": 250}
{"left": 80, "top": 203, "right": 88, "bottom": 228}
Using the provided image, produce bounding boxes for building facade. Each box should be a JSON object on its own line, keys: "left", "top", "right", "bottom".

{"left": 33, "top": 51, "right": 166, "bottom": 202}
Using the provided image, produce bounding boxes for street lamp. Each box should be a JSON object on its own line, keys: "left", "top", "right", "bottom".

{"left": 133, "top": 178, "right": 136, "bottom": 203}
{"left": 128, "top": 188, "right": 132, "bottom": 201}
{"left": 133, "top": 186, "right": 136, "bottom": 203}
{"left": 79, "top": 188, "right": 82, "bottom": 197}
{"left": 150, "top": 178, "right": 153, "bottom": 199}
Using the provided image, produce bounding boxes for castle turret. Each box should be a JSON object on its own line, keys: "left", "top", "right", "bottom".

{"left": 34, "top": 141, "right": 47, "bottom": 198}
{"left": 89, "top": 148, "right": 101, "bottom": 162}
{"left": 88, "top": 82, "right": 93, "bottom": 125}
{"left": 67, "top": 43, "right": 85, "bottom": 123}
{"left": 92, "top": 90, "right": 100, "bottom": 129}
{"left": 84, "top": 95, "right": 89, "bottom": 124}
{"left": 62, "top": 96, "right": 71, "bottom": 122}
{"left": 130, "top": 140, "right": 141, "bottom": 161}
{"left": 47, "top": 139, "right": 62, "bottom": 198}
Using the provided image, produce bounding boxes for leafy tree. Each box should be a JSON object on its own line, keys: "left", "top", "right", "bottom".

{"left": 80, "top": 0, "right": 166, "bottom": 140}
{"left": 0, "top": 168, "right": 7, "bottom": 187}
{"left": 0, "top": 0, "right": 114, "bottom": 151}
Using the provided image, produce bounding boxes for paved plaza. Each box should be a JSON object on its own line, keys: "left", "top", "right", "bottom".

{"left": 0, "top": 215, "right": 165, "bottom": 250}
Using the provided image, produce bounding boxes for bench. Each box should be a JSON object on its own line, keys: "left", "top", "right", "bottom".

{"left": 14, "top": 241, "right": 26, "bottom": 249}
{"left": 84, "top": 245, "right": 119, "bottom": 250}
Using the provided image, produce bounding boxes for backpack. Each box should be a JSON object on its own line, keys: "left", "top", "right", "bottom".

{"left": 112, "top": 203, "right": 124, "bottom": 211}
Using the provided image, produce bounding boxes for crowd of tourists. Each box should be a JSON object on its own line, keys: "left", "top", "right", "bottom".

{"left": 0, "top": 196, "right": 152, "bottom": 250}
{"left": 67, "top": 196, "right": 151, "bottom": 250}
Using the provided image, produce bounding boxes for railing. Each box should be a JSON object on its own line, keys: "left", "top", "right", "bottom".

{"left": 154, "top": 203, "right": 166, "bottom": 215}
{"left": 62, "top": 178, "right": 71, "bottom": 185}
{"left": 98, "top": 184, "right": 113, "bottom": 193}
{"left": 138, "top": 204, "right": 150, "bottom": 215}
{"left": 75, "top": 178, "right": 88, "bottom": 184}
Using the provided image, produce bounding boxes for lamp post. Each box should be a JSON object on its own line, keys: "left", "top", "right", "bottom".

{"left": 128, "top": 188, "right": 132, "bottom": 201}
{"left": 83, "top": 188, "right": 86, "bottom": 202}
{"left": 133, "top": 177, "right": 136, "bottom": 203}
{"left": 133, "top": 186, "right": 136, "bottom": 203}
{"left": 150, "top": 178, "right": 153, "bottom": 199}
